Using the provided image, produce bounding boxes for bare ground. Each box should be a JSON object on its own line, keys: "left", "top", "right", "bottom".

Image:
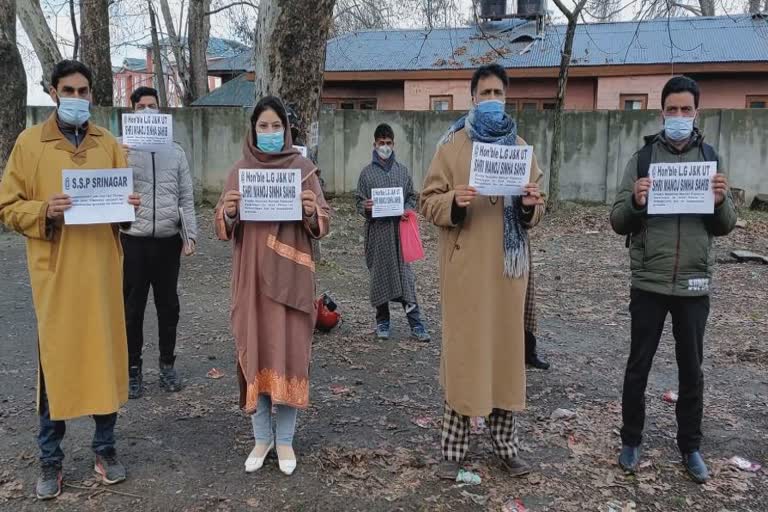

{"left": 1, "top": 199, "right": 767, "bottom": 512}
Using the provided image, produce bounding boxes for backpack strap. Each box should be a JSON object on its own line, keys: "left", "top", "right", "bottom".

{"left": 636, "top": 143, "right": 654, "bottom": 179}
{"left": 626, "top": 142, "right": 655, "bottom": 247}
{"left": 700, "top": 143, "right": 719, "bottom": 168}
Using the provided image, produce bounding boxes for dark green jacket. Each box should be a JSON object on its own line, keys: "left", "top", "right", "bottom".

{"left": 610, "top": 131, "right": 737, "bottom": 297}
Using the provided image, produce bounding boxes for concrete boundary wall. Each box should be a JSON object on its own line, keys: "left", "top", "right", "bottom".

{"left": 26, "top": 107, "right": 768, "bottom": 204}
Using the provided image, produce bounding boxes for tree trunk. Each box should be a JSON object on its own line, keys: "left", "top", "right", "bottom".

{"left": 698, "top": 0, "right": 715, "bottom": 16}
{"left": 187, "top": 0, "right": 211, "bottom": 101}
{"left": 149, "top": 0, "right": 168, "bottom": 107}
{"left": 69, "top": 0, "right": 80, "bottom": 59}
{"left": 80, "top": 0, "right": 113, "bottom": 106}
{"left": 547, "top": 16, "right": 579, "bottom": 212}
{"left": 0, "top": 0, "right": 27, "bottom": 177}
{"left": 17, "top": 0, "right": 63, "bottom": 92}
{"left": 254, "top": 0, "right": 337, "bottom": 148}
{"left": 749, "top": 0, "right": 762, "bottom": 13}
{"left": 159, "top": 0, "right": 194, "bottom": 105}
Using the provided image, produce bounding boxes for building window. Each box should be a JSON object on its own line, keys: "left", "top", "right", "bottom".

{"left": 506, "top": 99, "right": 557, "bottom": 112}
{"left": 321, "top": 98, "right": 378, "bottom": 111}
{"left": 746, "top": 95, "right": 768, "bottom": 108}
{"left": 430, "top": 95, "right": 453, "bottom": 111}
{"left": 620, "top": 94, "right": 648, "bottom": 111}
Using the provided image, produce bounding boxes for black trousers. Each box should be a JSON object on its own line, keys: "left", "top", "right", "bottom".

{"left": 620, "top": 288, "right": 710, "bottom": 453}
{"left": 121, "top": 234, "right": 182, "bottom": 368}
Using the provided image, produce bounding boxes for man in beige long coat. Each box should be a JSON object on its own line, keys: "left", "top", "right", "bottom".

{"left": 421, "top": 63, "right": 545, "bottom": 479}
{"left": 0, "top": 60, "right": 139, "bottom": 500}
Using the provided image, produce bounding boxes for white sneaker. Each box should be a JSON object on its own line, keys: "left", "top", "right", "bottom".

{"left": 245, "top": 441, "right": 274, "bottom": 473}
{"left": 276, "top": 445, "right": 297, "bottom": 476}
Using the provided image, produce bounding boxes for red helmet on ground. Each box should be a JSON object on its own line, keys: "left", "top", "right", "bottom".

{"left": 315, "top": 293, "right": 340, "bottom": 332}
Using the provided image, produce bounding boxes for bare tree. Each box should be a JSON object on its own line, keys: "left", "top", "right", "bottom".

{"left": 149, "top": 0, "right": 168, "bottom": 107}
{"left": 17, "top": 0, "right": 64, "bottom": 92}
{"left": 586, "top": 0, "right": 623, "bottom": 20}
{"left": 636, "top": 0, "right": 716, "bottom": 18}
{"left": 80, "top": 0, "right": 114, "bottom": 106}
{"left": 410, "top": 0, "right": 461, "bottom": 29}
{"left": 69, "top": 0, "right": 80, "bottom": 59}
{"left": 254, "top": 0, "right": 337, "bottom": 146}
{"left": 0, "top": 0, "right": 26, "bottom": 176}
{"left": 188, "top": 0, "right": 211, "bottom": 100}
{"left": 159, "top": 0, "right": 195, "bottom": 105}
{"left": 749, "top": 0, "right": 762, "bottom": 12}
{"left": 209, "top": 0, "right": 259, "bottom": 44}
{"left": 332, "top": 0, "right": 393, "bottom": 36}
{"left": 548, "top": 0, "right": 589, "bottom": 212}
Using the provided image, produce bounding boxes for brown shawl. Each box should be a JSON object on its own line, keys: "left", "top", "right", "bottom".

{"left": 215, "top": 128, "right": 330, "bottom": 411}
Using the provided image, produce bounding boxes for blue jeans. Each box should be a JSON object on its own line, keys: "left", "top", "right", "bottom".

{"left": 251, "top": 394, "right": 298, "bottom": 446}
{"left": 38, "top": 372, "right": 117, "bottom": 466}
{"left": 376, "top": 300, "right": 424, "bottom": 330}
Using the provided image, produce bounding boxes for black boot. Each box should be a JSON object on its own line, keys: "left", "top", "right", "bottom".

{"left": 159, "top": 359, "right": 182, "bottom": 392}
{"left": 128, "top": 365, "right": 143, "bottom": 399}
{"left": 525, "top": 331, "right": 550, "bottom": 370}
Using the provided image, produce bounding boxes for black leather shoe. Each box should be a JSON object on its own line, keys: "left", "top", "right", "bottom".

{"left": 682, "top": 451, "right": 710, "bottom": 483}
{"left": 526, "top": 354, "right": 550, "bottom": 370}
{"left": 618, "top": 445, "right": 640, "bottom": 474}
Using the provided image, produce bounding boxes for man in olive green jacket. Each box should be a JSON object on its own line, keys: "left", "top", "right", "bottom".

{"left": 610, "top": 76, "right": 737, "bottom": 484}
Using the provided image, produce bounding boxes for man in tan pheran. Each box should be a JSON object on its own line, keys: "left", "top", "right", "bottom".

{"left": 0, "top": 61, "right": 139, "bottom": 500}
{"left": 421, "top": 64, "right": 545, "bottom": 479}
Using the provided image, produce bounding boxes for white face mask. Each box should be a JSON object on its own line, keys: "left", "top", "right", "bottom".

{"left": 139, "top": 107, "right": 160, "bottom": 114}
{"left": 376, "top": 144, "right": 393, "bottom": 160}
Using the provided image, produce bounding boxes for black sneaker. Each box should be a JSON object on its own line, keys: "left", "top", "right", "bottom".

{"left": 128, "top": 366, "right": 143, "bottom": 399}
{"left": 159, "top": 362, "right": 182, "bottom": 392}
{"left": 619, "top": 445, "right": 640, "bottom": 474}
{"left": 36, "top": 463, "right": 62, "bottom": 500}
{"left": 526, "top": 354, "right": 550, "bottom": 370}
{"left": 94, "top": 454, "right": 126, "bottom": 485}
{"left": 682, "top": 451, "right": 710, "bottom": 484}
{"left": 500, "top": 456, "right": 532, "bottom": 477}
{"left": 437, "top": 460, "right": 460, "bottom": 480}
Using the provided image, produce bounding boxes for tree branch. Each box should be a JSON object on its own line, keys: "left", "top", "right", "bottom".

{"left": 671, "top": 2, "right": 702, "bottom": 15}
{"left": 205, "top": 1, "right": 259, "bottom": 16}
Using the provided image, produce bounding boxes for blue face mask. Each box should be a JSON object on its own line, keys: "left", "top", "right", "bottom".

{"left": 57, "top": 97, "right": 91, "bottom": 127}
{"left": 475, "top": 99, "right": 505, "bottom": 122}
{"left": 664, "top": 116, "right": 695, "bottom": 142}
{"left": 256, "top": 131, "right": 284, "bottom": 153}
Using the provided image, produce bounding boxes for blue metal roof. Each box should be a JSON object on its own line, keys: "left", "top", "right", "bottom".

{"left": 325, "top": 14, "right": 768, "bottom": 71}
{"left": 191, "top": 73, "right": 255, "bottom": 107}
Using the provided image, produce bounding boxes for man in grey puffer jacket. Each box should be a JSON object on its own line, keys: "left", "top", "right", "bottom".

{"left": 120, "top": 87, "right": 198, "bottom": 398}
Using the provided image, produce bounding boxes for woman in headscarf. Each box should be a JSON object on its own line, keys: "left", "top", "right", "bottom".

{"left": 215, "top": 96, "right": 330, "bottom": 476}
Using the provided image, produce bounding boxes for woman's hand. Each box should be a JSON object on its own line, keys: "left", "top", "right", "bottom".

{"left": 302, "top": 190, "right": 317, "bottom": 217}
{"left": 223, "top": 190, "right": 241, "bottom": 218}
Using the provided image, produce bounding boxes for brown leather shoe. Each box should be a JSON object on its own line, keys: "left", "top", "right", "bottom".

{"left": 500, "top": 456, "right": 531, "bottom": 477}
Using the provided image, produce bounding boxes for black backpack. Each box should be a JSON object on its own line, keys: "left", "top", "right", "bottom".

{"left": 624, "top": 137, "right": 719, "bottom": 247}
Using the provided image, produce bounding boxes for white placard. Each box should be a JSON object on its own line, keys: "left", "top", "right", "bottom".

{"left": 648, "top": 161, "right": 716, "bottom": 215}
{"left": 469, "top": 142, "right": 533, "bottom": 196}
{"left": 62, "top": 168, "right": 135, "bottom": 225}
{"left": 122, "top": 113, "right": 173, "bottom": 150}
{"left": 239, "top": 169, "right": 302, "bottom": 222}
{"left": 372, "top": 187, "right": 404, "bottom": 218}
{"left": 293, "top": 145, "right": 308, "bottom": 158}
{"left": 179, "top": 207, "right": 190, "bottom": 245}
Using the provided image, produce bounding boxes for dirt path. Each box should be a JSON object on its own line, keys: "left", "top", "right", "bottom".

{"left": 1, "top": 200, "right": 766, "bottom": 511}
